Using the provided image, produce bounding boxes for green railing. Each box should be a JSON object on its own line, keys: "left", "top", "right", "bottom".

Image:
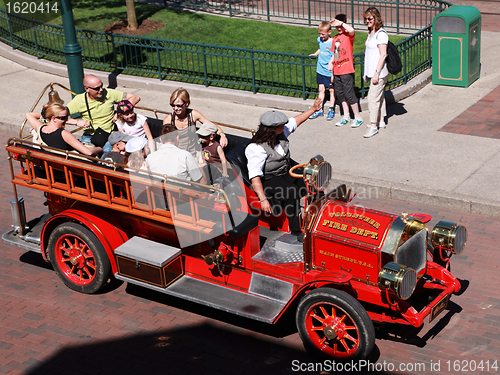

{"left": 0, "top": 5, "right": 440, "bottom": 99}
{"left": 160, "top": 0, "right": 449, "bottom": 33}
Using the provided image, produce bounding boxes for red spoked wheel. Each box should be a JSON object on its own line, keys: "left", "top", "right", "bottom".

{"left": 48, "top": 222, "right": 110, "bottom": 294}
{"left": 296, "top": 288, "right": 375, "bottom": 360}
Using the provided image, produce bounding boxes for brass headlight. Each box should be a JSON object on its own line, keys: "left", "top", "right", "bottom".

{"left": 378, "top": 262, "right": 417, "bottom": 300}
{"left": 303, "top": 155, "right": 332, "bottom": 191}
{"left": 431, "top": 221, "right": 467, "bottom": 254}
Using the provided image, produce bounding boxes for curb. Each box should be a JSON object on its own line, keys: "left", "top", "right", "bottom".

{"left": 330, "top": 174, "right": 500, "bottom": 217}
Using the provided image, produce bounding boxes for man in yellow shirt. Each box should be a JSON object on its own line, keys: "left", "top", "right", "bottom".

{"left": 66, "top": 74, "right": 140, "bottom": 153}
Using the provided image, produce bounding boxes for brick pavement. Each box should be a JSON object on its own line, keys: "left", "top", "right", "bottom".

{"left": 437, "top": 0, "right": 500, "bottom": 139}
{"left": 1, "top": 127, "right": 500, "bottom": 375}
{"left": 439, "top": 85, "right": 500, "bottom": 139}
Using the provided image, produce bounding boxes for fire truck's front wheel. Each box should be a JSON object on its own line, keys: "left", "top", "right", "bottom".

{"left": 296, "top": 288, "right": 375, "bottom": 360}
{"left": 47, "top": 222, "right": 111, "bottom": 294}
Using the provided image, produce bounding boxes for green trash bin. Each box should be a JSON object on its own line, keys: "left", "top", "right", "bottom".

{"left": 432, "top": 5, "right": 481, "bottom": 88}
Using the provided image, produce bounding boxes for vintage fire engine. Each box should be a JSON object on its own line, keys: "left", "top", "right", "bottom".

{"left": 3, "top": 84, "right": 467, "bottom": 360}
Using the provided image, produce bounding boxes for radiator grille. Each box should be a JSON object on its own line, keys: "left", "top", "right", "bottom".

{"left": 395, "top": 229, "right": 427, "bottom": 273}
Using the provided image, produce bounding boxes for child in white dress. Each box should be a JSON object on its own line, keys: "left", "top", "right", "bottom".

{"left": 115, "top": 100, "right": 155, "bottom": 151}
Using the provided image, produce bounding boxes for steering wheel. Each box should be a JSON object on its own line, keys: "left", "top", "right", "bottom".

{"left": 289, "top": 163, "right": 307, "bottom": 178}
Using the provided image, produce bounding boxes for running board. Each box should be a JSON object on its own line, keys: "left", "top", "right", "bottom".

{"left": 2, "top": 213, "right": 51, "bottom": 253}
{"left": 115, "top": 274, "right": 286, "bottom": 323}
{"left": 253, "top": 229, "right": 304, "bottom": 265}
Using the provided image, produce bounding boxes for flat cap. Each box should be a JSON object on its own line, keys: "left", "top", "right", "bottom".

{"left": 196, "top": 122, "right": 218, "bottom": 136}
{"left": 260, "top": 111, "right": 289, "bottom": 127}
{"left": 108, "top": 131, "right": 133, "bottom": 145}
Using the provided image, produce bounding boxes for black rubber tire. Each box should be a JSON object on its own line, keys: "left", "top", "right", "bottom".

{"left": 296, "top": 288, "right": 375, "bottom": 360}
{"left": 47, "top": 222, "right": 110, "bottom": 294}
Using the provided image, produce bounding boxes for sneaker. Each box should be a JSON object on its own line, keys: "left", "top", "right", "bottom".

{"left": 370, "top": 121, "right": 386, "bottom": 128}
{"left": 364, "top": 127, "right": 379, "bottom": 138}
{"left": 335, "top": 117, "right": 350, "bottom": 127}
{"left": 326, "top": 108, "right": 335, "bottom": 121}
{"left": 309, "top": 110, "right": 323, "bottom": 119}
{"left": 351, "top": 118, "right": 363, "bottom": 128}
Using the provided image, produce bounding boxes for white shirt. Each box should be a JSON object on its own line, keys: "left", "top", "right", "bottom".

{"left": 116, "top": 113, "right": 147, "bottom": 137}
{"left": 245, "top": 118, "right": 297, "bottom": 180}
{"left": 146, "top": 143, "right": 203, "bottom": 182}
{"left": 364, "top": 29, "right": 389, "bottom": 79}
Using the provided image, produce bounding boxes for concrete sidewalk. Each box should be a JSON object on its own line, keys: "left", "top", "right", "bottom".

{"left": 1, "top": 30, "right": 500, "bottom": 216}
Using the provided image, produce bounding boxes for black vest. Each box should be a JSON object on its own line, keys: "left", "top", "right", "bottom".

{"left": 260, "top": 134, "right": 290, "bottom": 179}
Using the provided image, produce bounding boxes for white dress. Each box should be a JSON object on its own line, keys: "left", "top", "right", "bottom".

{"left": 115, "top": 113, "right": 148, "bottom": 137}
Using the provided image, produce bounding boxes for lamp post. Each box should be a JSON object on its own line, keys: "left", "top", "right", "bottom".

{"left": 60, "top": 0, "right": 84, "bottom": 94}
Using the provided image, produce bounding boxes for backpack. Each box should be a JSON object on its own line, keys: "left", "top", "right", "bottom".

{"left": 379, "top": 30, "right": 402, "bottom": 75}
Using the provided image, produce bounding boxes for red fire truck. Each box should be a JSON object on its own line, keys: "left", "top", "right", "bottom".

{"left": 3, "top": 84, "right": 467, "bottom": 360}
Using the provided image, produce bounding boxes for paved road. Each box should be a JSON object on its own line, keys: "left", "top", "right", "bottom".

{"left": 1, "top": 125, "right": 498, "bottom": 374}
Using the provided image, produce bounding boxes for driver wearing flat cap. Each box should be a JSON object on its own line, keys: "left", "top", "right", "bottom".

{"left": 245, "top": 98, "right": 322, "bottom": 242}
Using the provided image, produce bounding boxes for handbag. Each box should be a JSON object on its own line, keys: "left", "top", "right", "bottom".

{"left": 91, "top": 127, "right": 111, "bottom": 148}
{"left": 379, "top": 30, "right": 402, "bottom": 75}
{"left": 85, "top": 93, "right": 112, "bottom": 148}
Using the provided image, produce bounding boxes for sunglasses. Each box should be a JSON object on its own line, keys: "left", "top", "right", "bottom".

{"left": 171, "top": 103, "right": 186, "bottom": 108}
{"left": 55, "top": 115, "right": 69, "bottom": 121}
{"left": 86, "top": 84, "right": 103, "bottom": 91}
{"left": 364, "top": 17, "right": 374, "bottom": 21}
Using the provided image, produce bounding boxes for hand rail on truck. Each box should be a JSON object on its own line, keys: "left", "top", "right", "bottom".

{"left": 19, "top": 83, "right": 257, "bottom": 141}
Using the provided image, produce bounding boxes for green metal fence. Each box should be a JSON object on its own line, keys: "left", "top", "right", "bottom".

{"left": 0, "top": 5, "right": 439, "bottom": 99}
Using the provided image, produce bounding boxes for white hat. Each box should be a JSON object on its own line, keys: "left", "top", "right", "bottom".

{"left": 196, "top": 122, "right": 218, "bottom": 136}
{"left": 125, "top": 137, "right": 147, "bottom": 153}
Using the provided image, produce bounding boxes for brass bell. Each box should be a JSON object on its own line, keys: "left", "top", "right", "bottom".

{"left": 47, "top": 89, "right": 64, "bottom": 106}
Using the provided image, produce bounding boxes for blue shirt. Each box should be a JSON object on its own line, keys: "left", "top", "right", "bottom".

{"left": 316, "top": 36, "right": 334, "bottom": 77}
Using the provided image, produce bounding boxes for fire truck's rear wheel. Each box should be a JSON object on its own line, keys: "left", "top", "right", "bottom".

{"left": 296, "top": 288, "right": 375, "bottom": 360}
{"left": 47, "top": 222, "right": 110, "bottom": 294}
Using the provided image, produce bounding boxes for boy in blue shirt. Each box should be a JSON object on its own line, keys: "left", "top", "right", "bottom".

{"left": 309, "top": 21, "right": 336, "bottom": 120}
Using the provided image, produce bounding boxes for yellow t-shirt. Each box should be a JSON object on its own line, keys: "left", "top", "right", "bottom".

{"left": 67, "top": 88, "right": 124, "bottom": 134}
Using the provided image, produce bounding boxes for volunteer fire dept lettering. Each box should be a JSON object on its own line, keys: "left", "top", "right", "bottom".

{"left": 321, "top": 211, "right": 381, "bottom": 240}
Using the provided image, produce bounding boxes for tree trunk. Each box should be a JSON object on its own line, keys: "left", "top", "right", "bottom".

{"left": 125, "top": 0, "right": 138, "bottom": 31}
